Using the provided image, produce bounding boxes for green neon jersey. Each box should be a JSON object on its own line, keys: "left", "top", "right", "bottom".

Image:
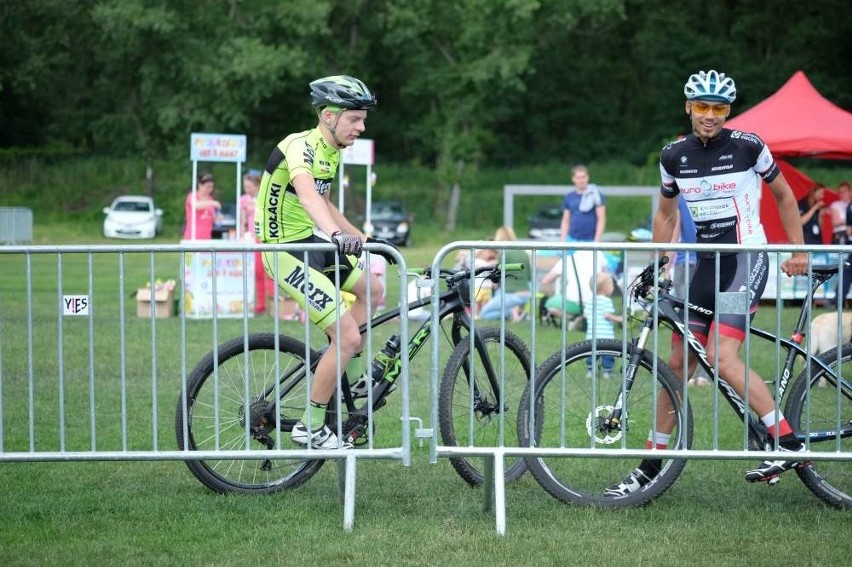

{"left": 255, "top": 128, "right": 340, "bottom": 242}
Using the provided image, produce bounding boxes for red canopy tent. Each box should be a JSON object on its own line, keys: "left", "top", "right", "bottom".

{"left": 725, "top": 70, "right": 852, "bottom": 243}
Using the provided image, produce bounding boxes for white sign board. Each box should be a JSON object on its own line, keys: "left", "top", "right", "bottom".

{"left": 183, "top": 246, "right": 255, "bottom": 318}
{"left": 341, "top": 138, "right": 374, "bottom": 165}
{"left": 190, "top": 133, "right": 247, "bottom": 163}
{"left": 62, "top": 295, "right": 90, "bottom": 316}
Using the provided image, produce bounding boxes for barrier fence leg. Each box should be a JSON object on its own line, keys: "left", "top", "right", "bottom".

{"left": 493, "top": 454, "right": 506, "bottom": 536}
{"left": 338, "top": 455, "right": 357, "bottom": 532}
{"left": 482, "top": 455, "right": 494, "bottom": 512}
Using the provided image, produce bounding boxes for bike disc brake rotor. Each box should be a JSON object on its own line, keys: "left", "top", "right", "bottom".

{"left": 586, "top": 405, "right": 623, "bottom": 444}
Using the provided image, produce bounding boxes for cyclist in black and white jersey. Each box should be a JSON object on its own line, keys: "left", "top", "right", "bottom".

{"left": 607, "top": 70, "right": 810, "bottom": 497}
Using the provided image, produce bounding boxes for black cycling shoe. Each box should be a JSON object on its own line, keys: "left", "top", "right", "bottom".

{"left": 745, "top": 445, "right": 810, "bottom": 484}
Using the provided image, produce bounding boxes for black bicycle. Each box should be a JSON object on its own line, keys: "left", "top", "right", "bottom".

{"left": 176, "top": 261, "right": 532, "bottom": 493}
{"left": 518, "top": 256, "right": 852, "bottom": 509}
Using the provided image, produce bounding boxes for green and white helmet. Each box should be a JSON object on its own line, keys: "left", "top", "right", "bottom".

{"left": 309, "top": 75, "right": 377, "bottom": 110}
{"left": 684, "top": 70, "right": 737, "bottom": 103}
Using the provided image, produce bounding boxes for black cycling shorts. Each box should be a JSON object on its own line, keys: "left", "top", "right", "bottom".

{"left": 682, "top": 251, "right": 768, "bottom": 342}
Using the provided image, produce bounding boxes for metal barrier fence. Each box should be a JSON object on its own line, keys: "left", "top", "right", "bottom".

{"left": 0, "top": 207, "right": 33, "bottom": 244}
{"left": 1, "top": 240, "right": 850, "bottom": 534}
{"left": 429, "top": 240, "right": 852, "bottom": 533}
{"left": 0, "top": 241, "right": 409, "bottom": 531}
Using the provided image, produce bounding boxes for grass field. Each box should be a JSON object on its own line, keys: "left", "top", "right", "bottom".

{"left": 1, "top": 229, "right": 851, "bottom": 566}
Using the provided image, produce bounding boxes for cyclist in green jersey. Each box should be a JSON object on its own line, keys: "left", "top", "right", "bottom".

{"left": 255, "top": 75, "right": 398, "bottom": 449}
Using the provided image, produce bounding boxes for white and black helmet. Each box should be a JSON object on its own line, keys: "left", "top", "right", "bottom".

{"left": 684, "top": 70, "right": 736, "bottom": 103}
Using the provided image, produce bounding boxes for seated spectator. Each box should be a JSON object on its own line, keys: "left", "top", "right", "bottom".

{"left": 541, "top": 249, "right": 609, "bottom": 330}
{"left": 477, "top": 226, "right": 532, "bottom": 322}
{"left": 454, "top": 243, "right": 497, "bottom": 317}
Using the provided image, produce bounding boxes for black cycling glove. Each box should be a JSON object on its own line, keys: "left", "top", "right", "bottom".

{"left": 331, "top": 231, "right": 364, "bottom": 256}
{"left": 366, "top": 237, "right": 400, "bottom": 265}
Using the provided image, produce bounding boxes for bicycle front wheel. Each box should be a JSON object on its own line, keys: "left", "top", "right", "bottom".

{"left": 785, "top": 343, "right": 852, "bottom": 509}
{"left": 175, "top": 333, "right": 325, "bottom": 494}
{"left": 439, "top": 326, "right": 532, "bottom": 486}
{"left": 518, "top": 339, "right": 693, "bottom": 508}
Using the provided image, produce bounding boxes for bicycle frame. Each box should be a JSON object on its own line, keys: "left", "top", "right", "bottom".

{"left": 344, "top": 268, "right": 514, "bottom": 414}
{"left": 259, "top": 265, "right": 522, "bottom": 438}
{"left": 621, "top": 265, "right": 849, "bottom": 447}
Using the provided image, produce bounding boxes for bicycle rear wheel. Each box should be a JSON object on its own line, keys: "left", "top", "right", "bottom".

{"left": 784, "top": 343, "right": 852, "bottom": 509}
{"left": 439, "top": 326, "right": 532, "bottom": 486}
{"left": 175, "top": 333, "right": 326, "bottom": 494}
{"left": 518, "top": 339, "right": 693, "bottom": 508}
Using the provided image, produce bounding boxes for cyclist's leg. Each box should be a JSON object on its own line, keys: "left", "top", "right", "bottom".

{"left": 700, "top": 251, "right": 806, "bottom": 480}
{"left": 344, "top": 262, "right": 383, "bottom": 327}
{"left": 610, "top": 274, "right": 710, "bottom": 495}
{"left": 654, "top": 278, "right": 712, "bottom": 433}
{"left": 262, "top": 242, "right": 360, "bottom": 448}
{"left": 704, "top": 251, "right": 777, "bottom": 417}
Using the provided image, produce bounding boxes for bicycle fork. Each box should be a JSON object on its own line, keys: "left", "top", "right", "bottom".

{"left": 601, "top": 322, "right": 654, "bottom": 436}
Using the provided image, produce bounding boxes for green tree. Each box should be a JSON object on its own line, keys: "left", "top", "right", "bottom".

{"left": 378, "top": 0, "right": 624, "bottom": 229}
{"left": 89, "top": 0, "right": 327, "bottom": 192}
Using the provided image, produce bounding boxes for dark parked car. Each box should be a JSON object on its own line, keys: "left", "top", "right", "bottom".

{"left": 365, "top": 200, "right": 412, "bottom": 247}
{"left": 212, "top": 201, "right": 237, "bottom": 239}
{"left": 526, "top": 206, "right": 563, "bottom": 240}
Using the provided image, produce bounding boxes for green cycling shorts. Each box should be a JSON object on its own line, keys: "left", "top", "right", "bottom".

{"left": 261, "top": 234, "right": 363, "bottom": 331}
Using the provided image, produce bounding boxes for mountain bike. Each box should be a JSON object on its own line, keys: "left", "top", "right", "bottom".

{"left": 518, "top": 256, "right": 852, "bottom": 509}
{"left": 176, "top": 261, "right": 532, "bottom": 493}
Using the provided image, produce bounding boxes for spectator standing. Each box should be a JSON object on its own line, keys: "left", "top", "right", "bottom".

{"left": 240, "top": 169, "right": 261, "bottom": 237}
{"left": 584, "top": 271, "right": 623, "bottom": 379}
{"left": 669, "top": 197, "right": 697, "bottom": 299}
{"left": 559, "top": 165, "right": 606, "bottom": 242}
{"left": 183, "top": 172, "right": 221, "bottom": 240}
{"left": 667, "top": 198, "right": 711, "bottom": 386}
{"left": 798, "top": 184, "right": 832, "bottom": 306}
{"left": 834, "top": 181, "right": 852, "bottom": 306}
{"left": 798, "top": 183, "right": 828, "bottom": 246}
{"left": 829, "top": 180, "right": 851, "bottom": 245}
{"left": 240, "top": 169, "right": 271, "bottom": 315}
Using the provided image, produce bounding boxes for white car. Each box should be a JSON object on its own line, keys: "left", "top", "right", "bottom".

{"left": 103, "top": 196, "right": 163, "bottom": 239}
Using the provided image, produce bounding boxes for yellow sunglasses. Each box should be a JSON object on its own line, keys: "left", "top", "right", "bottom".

{"left": 691, "top": 101, "right": 730, "bottom": 117}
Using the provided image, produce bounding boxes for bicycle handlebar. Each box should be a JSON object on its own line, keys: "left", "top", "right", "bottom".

{"left": 409, "top": 262, "right": 525, "bottom": 281}
{"left": 631, "top": 255, "right": 847, "bottom": 302}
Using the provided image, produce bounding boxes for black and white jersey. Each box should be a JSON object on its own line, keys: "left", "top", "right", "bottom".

{"left": 659, "top": 129, "right": 780, "bottom": 248}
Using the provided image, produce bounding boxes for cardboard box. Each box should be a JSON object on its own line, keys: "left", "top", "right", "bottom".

{"left": 137, "top": 288, "right": 174, "bottom": 319}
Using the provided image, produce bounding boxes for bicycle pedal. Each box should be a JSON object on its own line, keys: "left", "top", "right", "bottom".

{"left": 344, "top": 424, "right": 370, "bottom": 446}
